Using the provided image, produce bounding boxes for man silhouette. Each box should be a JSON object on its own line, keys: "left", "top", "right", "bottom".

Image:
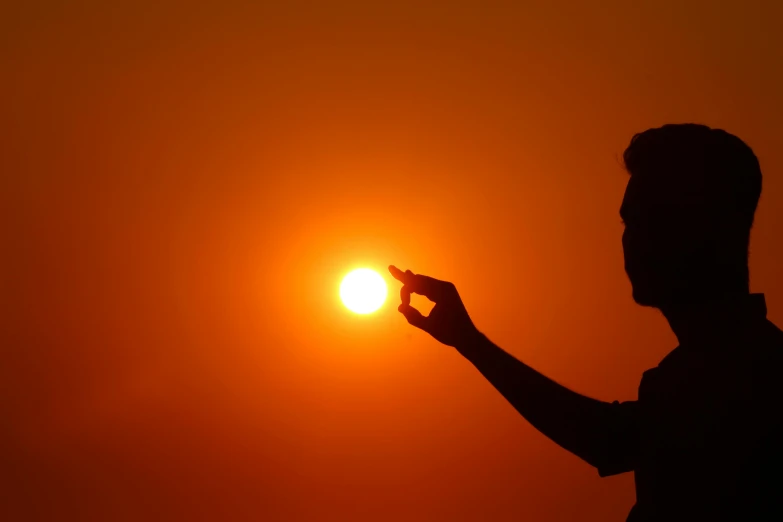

{"left": 391, "top": 124, "right": 783, "bottom": 521}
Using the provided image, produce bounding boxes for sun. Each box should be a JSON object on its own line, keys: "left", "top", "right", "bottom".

{"left": 340, "top": 268, "right": 387, "bottom": 314}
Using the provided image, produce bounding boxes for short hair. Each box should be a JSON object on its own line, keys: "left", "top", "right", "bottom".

{"left": 622, "top": 124, "right": 762, "bottom": 229}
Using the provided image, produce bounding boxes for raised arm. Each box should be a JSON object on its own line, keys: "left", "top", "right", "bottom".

{"left": 389, "top": 266, "right": 634, "bottom": 471}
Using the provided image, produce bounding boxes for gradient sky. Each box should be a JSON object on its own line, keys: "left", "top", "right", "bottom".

{"left": 3, "top": 1, "right": 783, "bottom": 521}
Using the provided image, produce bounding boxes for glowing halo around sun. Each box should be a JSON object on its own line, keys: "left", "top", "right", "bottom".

{"left": 340, "top": 268, "right": 388, "bottom": 314}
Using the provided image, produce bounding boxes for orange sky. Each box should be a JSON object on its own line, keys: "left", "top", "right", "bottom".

{"left": 3, "top": 1, "right": 783, "bottom": 521}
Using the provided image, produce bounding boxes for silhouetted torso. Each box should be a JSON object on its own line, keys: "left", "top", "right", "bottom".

{"left": 598, "top": 294, "right": 783, "bottom": 521}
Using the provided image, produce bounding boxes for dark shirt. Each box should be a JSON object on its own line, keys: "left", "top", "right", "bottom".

{"left": 597, "top": 294, "right": 783, "bottom": 521}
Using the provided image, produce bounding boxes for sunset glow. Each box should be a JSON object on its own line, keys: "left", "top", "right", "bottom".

{"left": 5, "top": 2, "right": 783, "bottom": 521}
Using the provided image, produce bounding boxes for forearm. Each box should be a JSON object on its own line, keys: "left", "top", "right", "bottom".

{"left": 456, "top": 331, "right": 615, "bottom": 468}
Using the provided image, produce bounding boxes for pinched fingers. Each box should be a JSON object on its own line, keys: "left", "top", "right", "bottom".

{"left": 398, "top": 303, "right": 429, "bottom": 331}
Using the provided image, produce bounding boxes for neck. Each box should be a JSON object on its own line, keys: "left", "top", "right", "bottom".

{"left": 660, "top": 290, "right": 754, "bottom": 346}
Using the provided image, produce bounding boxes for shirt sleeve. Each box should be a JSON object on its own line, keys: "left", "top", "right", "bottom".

{"left": 596, "top": 399, "right": 639, "bottom": 478}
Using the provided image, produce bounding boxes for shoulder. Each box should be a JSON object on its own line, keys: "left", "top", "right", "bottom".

{"left": 641, "top": 345, "right": 686, "bottom": 381}
{"left": 741, "top": 320, "right": 783, "bottom": 378}
{"left": 636, "top": 347, "right": 680, "bottom": 397}
{"left": 747, "top": 320, "right": 783, "bottom": 388}
{"left": 760, "top": 319, "right": 783, "bottom": 354}
{"left": 656, "top": 344, "right": 685, "bottom": 367}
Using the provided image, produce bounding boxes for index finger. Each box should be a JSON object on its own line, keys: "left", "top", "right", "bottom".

{"left": 388, "top": 265, "right": 452, "bottom": 302}
{"left": 388, "top": 265, "right": 409, "bottom": 284}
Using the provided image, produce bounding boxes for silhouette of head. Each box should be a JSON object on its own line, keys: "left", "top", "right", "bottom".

{"left": 620, "top": 124, "right": 762, "bottom": 309}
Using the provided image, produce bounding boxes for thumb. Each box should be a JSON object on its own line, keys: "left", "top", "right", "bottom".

{"left": 398, "top": 304, "right": 429, "bottom": 331}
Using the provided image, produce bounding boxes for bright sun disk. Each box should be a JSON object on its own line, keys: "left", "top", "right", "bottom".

{"left": 340, "top": 268, "right": 387, "bottom": 314}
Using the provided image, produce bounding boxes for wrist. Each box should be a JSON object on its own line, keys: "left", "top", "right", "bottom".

{"left": 455, "top": 327, "right": 486, "bottom": 355}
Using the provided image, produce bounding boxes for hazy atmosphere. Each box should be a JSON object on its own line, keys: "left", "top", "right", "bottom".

{"left": 3, "top": 1, "right": 783, "bottom": 520}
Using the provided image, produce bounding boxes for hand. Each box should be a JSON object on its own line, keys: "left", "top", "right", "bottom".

{"left": 389, "top": 265, "right": 480, "bottom": 348}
